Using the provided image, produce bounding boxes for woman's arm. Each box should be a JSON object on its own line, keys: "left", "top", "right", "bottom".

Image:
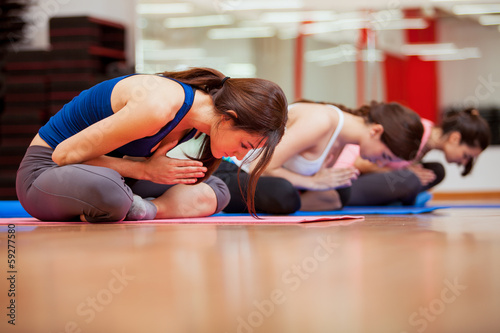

{"left": 262, "top": 105, "right": 332, "bottom": 172}
{"left": 353, "top": 157, "right": 392, "bottom": 173}
{"left": 52, "top": 75, "right": 184, "bottom": 165}
{"left": 82, "top": 141, "right": 207, "bottom": 184}
{"left": 51, "top": 76, "right": 207, "bottom": 184}
{"left": 263, "top": 163, "right": 358, "bottom": 190}
{"left": 255, "top": 105, "right": 358, "bottom": 190}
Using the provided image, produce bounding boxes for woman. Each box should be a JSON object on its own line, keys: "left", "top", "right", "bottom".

{"left": 346, "top": 108, "right": 491, "bottom": 206}
{"left": 16, "top": 68, "right": 288, "bottom": 221}
{"left": 214, "top": 100, "right": 423, "bottom": 214}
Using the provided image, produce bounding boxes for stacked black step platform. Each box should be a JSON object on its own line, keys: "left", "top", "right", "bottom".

{"left": 47, "top": 16, "right": 126, "bottom": 116}
{"left": 0, "top": 16, "right": 127, "bottom": 199}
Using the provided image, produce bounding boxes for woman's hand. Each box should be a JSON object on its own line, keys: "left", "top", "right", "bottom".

{"left": 142, "top": 141, "right": 207, "bottom": 184}
{"left": 408, "top": 164, "right": 436, "bottom": 186}
{"left": 311, "top": 166, "right": 359, "bottom": 190}
{"left": 311, "top": 155, "right": 359, "bottom": 190}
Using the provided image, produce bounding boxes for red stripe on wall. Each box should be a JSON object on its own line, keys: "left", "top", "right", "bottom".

{"left": 383, "top": 9, "right": 439, "bottom": 122}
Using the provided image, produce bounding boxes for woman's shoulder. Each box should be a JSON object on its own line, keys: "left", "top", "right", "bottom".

{"left": 287, "top": 103, "right": 337, "bottom": 137}
{"left": 115, "top": 74, "right": 186, "bottom": 111}
{"left": 119, "top": 74, "right": 185, "bottom": 92}
{"left": 289, "top": 103, "right": 337, "bottom": 122}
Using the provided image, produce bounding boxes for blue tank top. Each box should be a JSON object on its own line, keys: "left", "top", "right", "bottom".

{"left": 39, "top": 74, "right": 197, "bottom": 157}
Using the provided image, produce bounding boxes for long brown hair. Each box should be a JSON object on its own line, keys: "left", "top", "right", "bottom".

{"left": 295, "top": 100, "right": 424, "bottom": 161}
{"left": 161, "top": 67, "right": 288, "bottom": 215}
{"left": 441, "top": 108, "right": 491, "bottom": 176}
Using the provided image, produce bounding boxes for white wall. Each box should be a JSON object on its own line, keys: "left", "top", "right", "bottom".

{"left": 438, "top": 16, "right": 500, "bottom": 110}
{"left": 21, "top": 0, "right": 137, "bottom": 66}
{"left": 424, "top": 147, "right": 500, "bottom": 192}
{"left": 254, "top": 37, "right": 295, "bottom": 103}
{"left": 434, "top": 16, "right": 500, "bottom": 193}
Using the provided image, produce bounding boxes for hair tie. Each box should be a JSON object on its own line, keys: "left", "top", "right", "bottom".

{"left": 221, "top": 76, "right": 230, "bottom": 86}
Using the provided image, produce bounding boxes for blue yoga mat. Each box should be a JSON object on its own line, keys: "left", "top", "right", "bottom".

{"left": 2, "top": 200, "right": 499, "bottom": 218}
{"left": 293, "top": 206, "right": 449, "bottom": 215}
{"left": 0, "top": 201, "right": 32, "bottom": 218}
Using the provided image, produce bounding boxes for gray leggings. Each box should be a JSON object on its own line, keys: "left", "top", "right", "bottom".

{"left": 16, "top": 145, "right": 230, "bottom": 222}
{"left": 347, "top": 162, "right": 445, "bottom": 206}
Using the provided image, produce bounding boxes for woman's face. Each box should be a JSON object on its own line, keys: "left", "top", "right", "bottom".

{"left": 359, "top": 124, "right": 401, "bottom": 166}
{"left": 359, "top": 140, "right": 401, "bottom": 166}
{"left": 211, "top": 118, "right": 265, "bottom": 160}
{"left": 443, "top": 132, "right": 483, "bottom": 166}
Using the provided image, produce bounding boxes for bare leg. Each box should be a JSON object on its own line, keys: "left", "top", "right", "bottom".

{"left": 151, "top": 183, "right": 218, "bottom": 218}
{"left": 300, "top": 190, "right": 342, "bottom": 211}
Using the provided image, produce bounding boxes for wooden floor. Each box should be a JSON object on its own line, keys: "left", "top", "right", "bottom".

{"left": 1, "top": 202, "right": 500, "bottom": 333}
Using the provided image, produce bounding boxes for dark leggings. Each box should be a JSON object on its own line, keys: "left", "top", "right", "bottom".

{"left": 213, "top": 161, "right": 351, "bottom": 214}
{"left": 16, "top": 145, "right": 230, "bottom": 222}
{"left": 347, "top": 162, "right": 445, "bottom": 206}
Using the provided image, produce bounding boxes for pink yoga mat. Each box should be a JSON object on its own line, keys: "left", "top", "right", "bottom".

{"left": 0, "top": 215, "right": 363, "bottom": 225}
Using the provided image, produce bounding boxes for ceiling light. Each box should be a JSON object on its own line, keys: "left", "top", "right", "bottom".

{"left": 452, "top": 4, "right": 500, "bottom": 15}
{"left": 260, "top": 11, "right": 336, "bottom": 23}
{"left": 401, "top": 44, "right": 481, "bottom": 61}
{"left": 401, "top": 43, "right": 457, "bottom": 56}
{"left": 306, "top": 45, "right": 384, "bottom": 67}
{"left": 137, "top": 3, "right": 193, "bottom": 15}
{"left": 305, "top": 44, "right": 356, "bottom": 63}
{"left": 164, "top": 15, "right": 234, "bottom": 28}
{"left": 207, "top": 26, "right": 275, "bottom": 39}
{"left": 373, "top": 18, "right": 428, "bottom": 30}
{"left": 420, "top": 48, "right": 481, "bottom": 61}
{"left": 221, "top": 0, "right": 303, "bottom": 11}
{"left": 302, "top": 20, "right": 366, "bottom": 35}
{"left": 478, "top": 15, "right": 500, "bottom": 25}
{"left": 143, "top": 48, "right": 207, "bottom": 61}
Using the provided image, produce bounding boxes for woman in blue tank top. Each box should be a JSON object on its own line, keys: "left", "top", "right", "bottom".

{"left": 16, "top": 68, "right": 288, "bottom": 222}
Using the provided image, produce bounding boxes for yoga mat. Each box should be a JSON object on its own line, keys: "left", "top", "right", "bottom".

{"left": 0, "top": 215, "right": 364, "bottom": 225}
{"left": 0, "top": 201, "right": 31, "bottom": 218}
{"left": 2, "top": 200, "right": 498, "bottom": 219}
{"left": 293, "top": 205, "right": 450, "bottom": 215}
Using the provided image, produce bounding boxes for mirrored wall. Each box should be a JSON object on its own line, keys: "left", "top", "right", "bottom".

{"left": 136, "top": 0, "right": 500, "bottom": 143}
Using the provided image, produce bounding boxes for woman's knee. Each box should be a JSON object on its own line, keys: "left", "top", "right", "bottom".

{"left": 77, "top": 166, "right": 133, "bottom": 221}
{"left": 336, "top": 187, "right": 351, "bottom": 208}
{"left": 204, "top": 176, "right": 231, "bottom": 214}
{"left": 255, "top": 177, "right": 300, "bottom": 214}
{"left": 32, "top": 165, "right": 133, "bottom": 222}
{"left": 423, "top": 162, "right": 446, "bottom": 186}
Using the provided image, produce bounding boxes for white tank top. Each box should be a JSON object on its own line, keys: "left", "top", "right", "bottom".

{"left": 282, "top": 105, "right": 344, "bottom": 176}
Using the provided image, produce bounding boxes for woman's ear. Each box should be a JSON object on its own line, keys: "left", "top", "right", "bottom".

{"left": 221, "top": 110, "right": 237, "bottom": 123}
{"left": 370, "top": 124, "right": 384, "bottom": 139}
{"left": 226, "top": 110, "right": 238, "bottom": 119}
{"left": 448, "top": 131, "right": 462, "bottom": 144}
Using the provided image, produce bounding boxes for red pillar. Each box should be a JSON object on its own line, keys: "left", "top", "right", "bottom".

{"left": 356, "top": 28, "right": 367, "bottom": 107}
{"left": 383, "top": 9, "right": 439, "bottom": 122}
{"left": 294, "top": 23, "right": 305, "bottom": 101}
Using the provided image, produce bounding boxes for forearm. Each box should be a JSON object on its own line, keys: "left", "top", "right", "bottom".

{"left": 262, "top": 167, "right": 320, "bottom": 191}
{"left": 360, "top": 164, "right": 392, "bottom": 174}
{"left": 82, "top": 155, "right": 147, "bottom": 180}
{"left": 354, "top": 158, "right": 391, "bottom": 174}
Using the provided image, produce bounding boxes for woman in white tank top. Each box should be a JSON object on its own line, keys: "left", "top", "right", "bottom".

{"left": 215, "top": 100, "right": 424, "bottom": 213}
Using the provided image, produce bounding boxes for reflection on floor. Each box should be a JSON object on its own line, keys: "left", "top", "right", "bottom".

{"left": 1, "top": 202, "right": 499, "bottom": 333}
